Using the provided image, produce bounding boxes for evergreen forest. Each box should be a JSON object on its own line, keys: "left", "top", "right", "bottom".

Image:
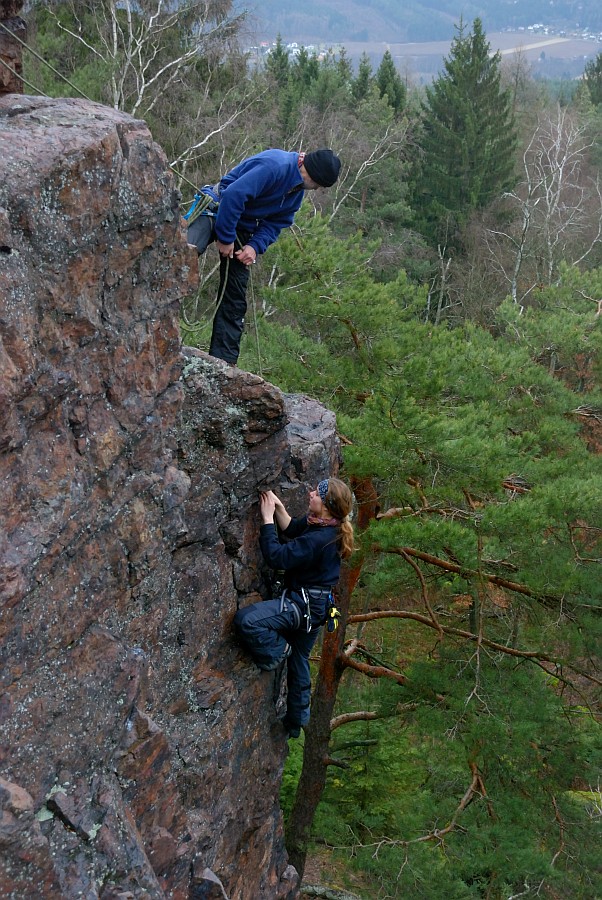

{"left": 24, "top": 3, "right": 602, "bottom": 897}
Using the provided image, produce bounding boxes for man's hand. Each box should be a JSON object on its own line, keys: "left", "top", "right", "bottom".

{"left": 235, "top": 244, "right": 257, "bottom": 266}
{"left": 216, "top": 240, "right": 235, "bottom": 258}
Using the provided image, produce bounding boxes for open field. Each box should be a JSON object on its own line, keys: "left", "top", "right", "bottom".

{"left": 340, "top": 31, "right": 600, "bottom": 79}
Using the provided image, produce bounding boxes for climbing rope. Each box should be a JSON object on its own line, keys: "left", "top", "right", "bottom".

{"left": 0, "top": 56, "right": 47, "bottom": 96}
{"left": 183, "top": 184, "right": 220, "bottom": 225}
{"left": 0, "top": 20, "right": 264, "bottom": 371}
{"left": 0, "top": 21, "right": 93, "bottom": 101}
{"left": 247, "top": 263, "right": 263, "bottom": 378}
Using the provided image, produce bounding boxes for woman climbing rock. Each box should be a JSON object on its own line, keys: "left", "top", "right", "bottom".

{"left": 233, "top": 478, "right": 354, "bottom": 738}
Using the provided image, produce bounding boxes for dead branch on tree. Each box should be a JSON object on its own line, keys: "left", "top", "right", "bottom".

{"left": 340, "top": 653, "right": 408, "bottom": 685}
{"left": 377, "top": 503, "right": 475, "bottom": 521}
{"left": 347, "top": 607, "right": 602, "bottom": 688}
{"left": 330, "top": 710, "right": 381, "bottom": 732}
{"left": 485, "top": 105, "right": 602, "bottom": 303}
{"left": 399, "top": 547, "right": 444, "bottom": 639}
{"left": 323, "top": 756, "right": 350, "bottom": 770}
{"left": 371, "top": 543, "right": 562, "bottom": 608}
{"left": 550, "top": 794, "right": 566, "bottom": 867}
{"left": 329, "top": 123, "right": 409, "bottom": 223}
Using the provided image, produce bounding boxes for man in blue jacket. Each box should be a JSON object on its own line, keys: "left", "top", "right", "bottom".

{"left": 187, "top": 147, "right": 341, "bottom": 365}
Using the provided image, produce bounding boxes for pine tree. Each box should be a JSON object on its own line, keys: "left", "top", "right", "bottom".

{"left": 241, "top": 215, "right": 601, "bottom": 892}
{"left": 375, "top": 49, "right": 406, "bottom": 116}
{"left": 265, "top": 34, "right": 290, "bottom": 88}
{"left": 414, "top": 18, "right": 517, "bottom": 247}
{"left": 584, "top": 51, "right": 602, "bottom": 106}
{"left": 352, "top": 52, "right": 373, "bottom": 103}
{"left": 291, "top": 45, "right": 319, "bottom": 90}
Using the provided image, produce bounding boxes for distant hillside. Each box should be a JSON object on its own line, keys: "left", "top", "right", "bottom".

{"left": 244, "top": 0, "right": 602, "bottom": 44}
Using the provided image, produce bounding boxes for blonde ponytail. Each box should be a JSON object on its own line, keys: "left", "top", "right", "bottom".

{"left": 324, "top": 478, "right": 355, "bottom": 559}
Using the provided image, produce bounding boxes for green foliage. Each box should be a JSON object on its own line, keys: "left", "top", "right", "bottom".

{"left": 376, "top": 50, "right": 406, "bottom": 116}
{"left": 26, "top": 3, "right": 109, "bottom": 102}
{"left": 352, "top": 53, "right": 373, "bottom": 103}
{"left": 240, "top": 211, "right": 601, "bottom": 613}
{"left": 496, "top": 264, "right": 602, "bottom": 390}
{"left": 240, "top": 208, "right": 425, "bottom": 404}
{"left": 290, "top": 649, "right": 602, "bottom": 898}
{"left": 280, "top": 732, "right": 306, "bottom": 813}
{"left": 412, "top": 18, "right": 517, "bottom": 248}
{"left": 584, "top": 52, "right": 602, "bottom": 107}
{"left": 265, "top": 35, "right": 290, "bottom": 88}
{"left": 246, "top": 210, "right": 600, "bottom": 892}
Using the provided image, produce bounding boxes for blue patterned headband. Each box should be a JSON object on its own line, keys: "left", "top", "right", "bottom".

{"left": 317, "top": 479, "right": 329, "bottom": 503}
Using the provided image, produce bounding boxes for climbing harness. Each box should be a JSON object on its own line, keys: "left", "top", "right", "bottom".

{"left": 302, "top": 587, "right": 338, "bottom": 633}
{"left": 183, "top": 184, "right": 220, "bottom": 225}
{"left": 278, "top": 587, "right": 335, "bottom": 633}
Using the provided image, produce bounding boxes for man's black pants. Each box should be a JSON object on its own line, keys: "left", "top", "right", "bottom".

{"left": 187, "top": 215, "right": 251, "bottom": 365}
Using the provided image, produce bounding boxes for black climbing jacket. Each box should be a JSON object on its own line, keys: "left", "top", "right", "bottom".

{"left": 259, "top": 515, "right": 340, "bottom": 592}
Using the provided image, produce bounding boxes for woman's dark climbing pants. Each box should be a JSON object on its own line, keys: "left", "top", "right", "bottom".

{"left": 187, "top": 214, "right": 250, "bottom": 365}
{"left": 233, "top": 591, "right": 328, "bottom": 731}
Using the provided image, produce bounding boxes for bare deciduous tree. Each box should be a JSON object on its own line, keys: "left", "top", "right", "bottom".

{"left": 45, "top": 0, "right": 245, "bottom": 117}
{"left": 486, "top": 105, "right": 602, "bottom": 305}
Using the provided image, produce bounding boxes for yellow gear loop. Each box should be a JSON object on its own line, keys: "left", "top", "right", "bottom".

{"left": 326, "top": 605, "right": 341, "bottom": 633}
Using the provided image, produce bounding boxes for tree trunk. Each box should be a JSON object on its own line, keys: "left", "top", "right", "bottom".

{"left": 285, "top": 567, "right": 352, "bottom": 878}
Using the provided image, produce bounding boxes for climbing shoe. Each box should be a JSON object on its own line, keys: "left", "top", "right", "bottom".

{"left": 282, "top": 717, "right": 301, "bottom": 739}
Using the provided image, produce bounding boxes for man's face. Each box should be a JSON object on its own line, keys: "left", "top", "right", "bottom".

{"left": 299, "top": 164, "right": 320, "bottom": 190}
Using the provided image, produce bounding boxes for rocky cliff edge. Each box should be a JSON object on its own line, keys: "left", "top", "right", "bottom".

{"left": 0, "top": 95, "right": 340, "bottom": 899}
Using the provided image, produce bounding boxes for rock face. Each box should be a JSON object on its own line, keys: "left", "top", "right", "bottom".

{"left": 0, "top": 95, "right": 340, "bottom": 898}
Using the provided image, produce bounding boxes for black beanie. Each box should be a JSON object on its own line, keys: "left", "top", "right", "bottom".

{"left": 303, "top": 148, "right": 341, "bottom": 187}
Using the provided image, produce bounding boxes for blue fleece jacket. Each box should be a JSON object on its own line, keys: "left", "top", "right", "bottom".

{"left": 216, "top": 149, "right": 305, "bottom": 255}
{"left": 259, "top": 515, "right": 340, "bottom": 590}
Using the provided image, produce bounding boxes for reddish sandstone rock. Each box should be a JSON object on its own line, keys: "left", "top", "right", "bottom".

{"left": 0, "top": 95, "right": 340, "bottom": 899}
{"left": 0, "top": 777, "right": 62, "bottom": 896}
